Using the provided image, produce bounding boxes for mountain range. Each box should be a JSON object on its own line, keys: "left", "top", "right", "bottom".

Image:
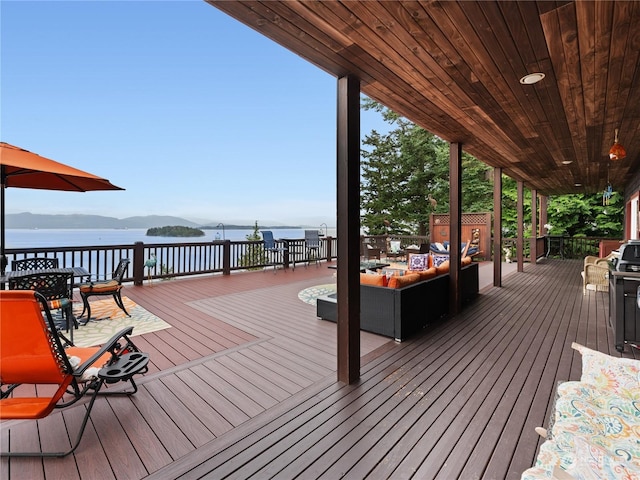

{"left": 4, "top": 212, "right": 303, "bottom": 230}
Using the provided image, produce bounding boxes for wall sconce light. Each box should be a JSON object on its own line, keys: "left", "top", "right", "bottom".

{"left": 609, "top": 128, "right": 626, "bottom": 161}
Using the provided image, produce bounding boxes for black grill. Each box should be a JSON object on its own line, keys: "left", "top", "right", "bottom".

{"left": 616, "top": 241, "right": 640, "bottom": 272}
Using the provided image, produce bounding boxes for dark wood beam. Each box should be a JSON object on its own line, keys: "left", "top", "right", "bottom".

{"left": 336, "top": 75, "right": 360, "bottom": 384}
{"left": 449, "top": 142, "right": 462, "bottom": 315}
{"left": 531, "top": 189, "right": 538, "bottom": 262}
{"left": 493, "top": 168, "right": 502, "bottom": 287}
{"left": 517, "top": 180, "right": 524, "bottom": 272}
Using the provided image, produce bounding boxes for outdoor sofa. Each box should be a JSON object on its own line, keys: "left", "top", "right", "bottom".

{"left": 316, "top": 261, "right": 478, "bottom": 341}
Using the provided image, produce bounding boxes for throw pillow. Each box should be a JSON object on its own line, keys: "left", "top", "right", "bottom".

{"left": 408, "top": 253, "right": 430, "bottom": 271}
{"left": 389, "top": 240, "right": 402, "bottom": 254}
{"left": 572, "top": 342, "right": 640, "bottom": 396}
{"left": 434, "top": 242, "right": 446, "bottom": 252}
{"left": 431, "top": 254, "right": 449, "bottom": 267}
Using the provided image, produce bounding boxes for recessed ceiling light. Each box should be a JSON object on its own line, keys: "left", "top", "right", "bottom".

{"left": 520, "top": 72, "right": 545, "bottom": 85}
{"left": 574, "top": 183, "right": 582, "bottom": 187}
{"left": 562, "top": 160, "right": 573, "bottom": 165}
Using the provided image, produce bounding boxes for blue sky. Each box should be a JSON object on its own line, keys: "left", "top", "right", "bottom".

{"left": 1, "top": 1, "right": 388, "bottom": 227}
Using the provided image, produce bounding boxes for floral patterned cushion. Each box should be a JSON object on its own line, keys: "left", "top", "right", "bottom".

{"left": 521, "top": 344, "right": 640, "bottom": 480}
{"left": 572, "top": 342, "right": 640, "bottom": 395}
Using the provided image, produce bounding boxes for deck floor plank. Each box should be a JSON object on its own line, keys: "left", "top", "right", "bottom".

{"left": 155, "top": 375, "right": 233, "bottom": 438}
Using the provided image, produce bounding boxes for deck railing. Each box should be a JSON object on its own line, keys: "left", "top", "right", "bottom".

{"left": 4, "top": 234, "right": 620, "bottom": 284}
{"left": 5, "top": 236, "right": 337, "bottom": 285}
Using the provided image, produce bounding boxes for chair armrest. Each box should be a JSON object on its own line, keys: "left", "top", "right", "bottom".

{"left": 73, "top": 326, "right": 136, "bottom": 376}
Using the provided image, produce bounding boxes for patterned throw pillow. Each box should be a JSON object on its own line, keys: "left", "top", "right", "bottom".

{"left": 431, "top": 254, "right": 449, "bottom": 268}
{"left": 572, "top": 342, "right": 640, "bottom": 395}
{"left": 408, "top": 253, "right": 430, "bottom": 271}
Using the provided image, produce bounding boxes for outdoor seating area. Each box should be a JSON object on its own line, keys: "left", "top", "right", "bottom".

{"left": 317, "top": 261, "right": 478, "bottom": 341}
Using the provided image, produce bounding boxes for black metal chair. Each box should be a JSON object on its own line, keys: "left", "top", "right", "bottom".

{"left": 78, "top": 258, "right": 130, "bottom": 322}
{"left": 8, "top": 270, "right": 75, "bottom": 344}
{"left": 261, "top": 231, "right": 288, "bottom": 273}
{"left": 11, "top": 257, "right": 59, "bottom": 271}
{"left": 305, "top": 230, "right": 321, "bottom": 267}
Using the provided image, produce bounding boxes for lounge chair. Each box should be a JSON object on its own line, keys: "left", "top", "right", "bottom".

{"left": 430, "top": 240, "right": 478, "bottom": 257}
{"left": 0, "top": 290, "right": 149, "bottom": 457}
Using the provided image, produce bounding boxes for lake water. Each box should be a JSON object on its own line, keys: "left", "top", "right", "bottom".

{"left": 4, "top": 228, "right": 337, "bottom": 249}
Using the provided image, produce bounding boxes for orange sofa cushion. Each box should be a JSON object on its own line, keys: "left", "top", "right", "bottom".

{"left": 388, "top": 273, "right": 421, "bottom": 289}
{"left": 415, "top": 267, "right": 437, "bottom": 281}
{"left": 360, "top": 273, "right": 386, "bottom": 287}
{"left": 436, "top": 260, "right": 450, "bottom": 275}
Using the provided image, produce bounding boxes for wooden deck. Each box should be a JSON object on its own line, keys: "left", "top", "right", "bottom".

{"left": 2, "top": 260, "right": 636, "bottom": 479}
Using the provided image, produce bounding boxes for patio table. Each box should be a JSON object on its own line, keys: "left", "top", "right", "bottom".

{"left": 0, "top": 266, "right": 91, "bottom": 285}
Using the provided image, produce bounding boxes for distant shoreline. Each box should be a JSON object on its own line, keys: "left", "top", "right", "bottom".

{"left": 5, "top": 213, "right": 333, "bottom": 230}
{"left": 6, "top": 225, "right": 308, "bottom": 230}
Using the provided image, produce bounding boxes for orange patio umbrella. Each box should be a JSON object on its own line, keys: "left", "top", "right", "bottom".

{"left": 0, "top": 142, "right": 124, "bottom": 272}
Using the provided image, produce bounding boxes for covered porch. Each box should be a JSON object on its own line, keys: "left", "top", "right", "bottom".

{"left": 2, "top": 259, "right": 635, "bottom": 479}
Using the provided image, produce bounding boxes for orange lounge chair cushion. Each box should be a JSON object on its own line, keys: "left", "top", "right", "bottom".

{"left": 0, "top": 378, "right": 72, "bottom": 420}
{"left": 66, "top": 346, "right": 112, "bottom": 369}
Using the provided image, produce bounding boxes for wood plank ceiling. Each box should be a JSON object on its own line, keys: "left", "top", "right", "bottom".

{"left": 207, "top": 1, "right": 640, "bottom": 196}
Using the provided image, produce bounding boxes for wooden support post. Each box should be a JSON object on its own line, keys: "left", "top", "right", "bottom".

{"left": 531, "top": 189, "right": 538, "bottom": 263}
{"left": 493, "top": 168, "right": 502, "bottom": 287}
{"left": 517, "top": 180, "right": 524, "bottom": 272}
{"left": 336, "top": 75, "right": 360, "bottom": 384}
{"left": 449, "top": 142, "right": 462, "bottom": 315}
{"left": 222, "top": 240, "right": 231, "bottom": 275}
{"left": 133, "top": 241, "right": 145, "bottom": 286}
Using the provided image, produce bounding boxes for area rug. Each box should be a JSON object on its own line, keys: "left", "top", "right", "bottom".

{"left": 298, "top": 283, "right": 337, "bottom": 305}
{"left": 71, "top": 296, "right": 172, "bottom": 347}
